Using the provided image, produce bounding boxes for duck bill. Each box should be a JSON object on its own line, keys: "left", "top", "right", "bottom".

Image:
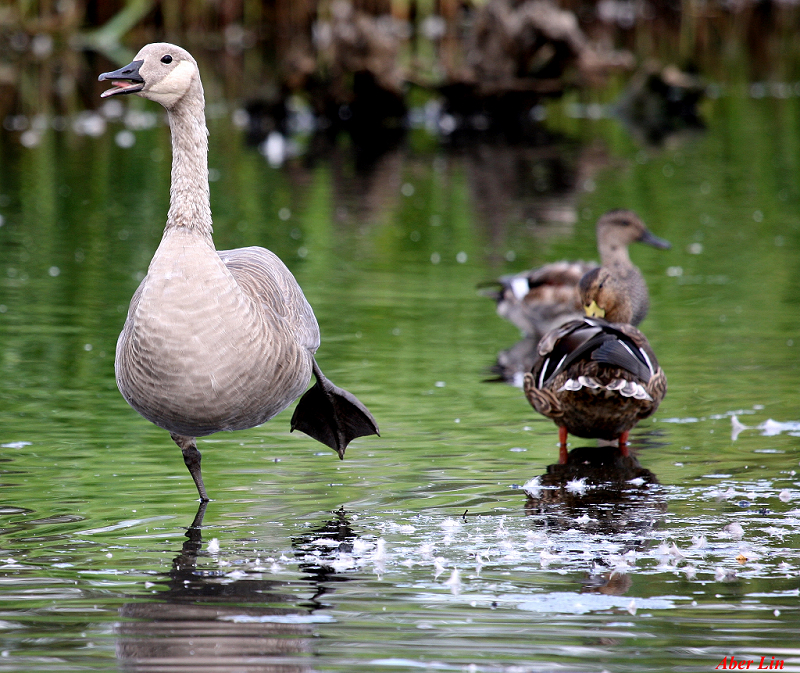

{"left": 98, "top": 60, "right": 145, "bottom": 98}
{"left": 584, "top": 300, "right": 606, "bottom": 319}
{"left": 638, "top": 229, "right": 671, "bottom": 250}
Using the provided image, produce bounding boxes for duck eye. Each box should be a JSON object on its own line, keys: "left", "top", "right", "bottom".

{"left": 161, "top": 54, "right": 173, "bottom": 64}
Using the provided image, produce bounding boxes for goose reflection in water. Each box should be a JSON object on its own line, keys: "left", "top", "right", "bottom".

{"left": 115, "top": 504, "right": 357, "bottom": 672}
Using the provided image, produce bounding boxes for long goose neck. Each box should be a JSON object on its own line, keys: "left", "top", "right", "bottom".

{"left": 165, "top": 82, "right": 212, "bottom": 240}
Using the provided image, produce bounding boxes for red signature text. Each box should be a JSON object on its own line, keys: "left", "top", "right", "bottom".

{"left": 716, "top": 656, "right": 784, "bottom": 670}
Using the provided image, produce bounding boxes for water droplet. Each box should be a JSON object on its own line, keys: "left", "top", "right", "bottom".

{"left": 115, "top": 130, "right": 135, "bottom": 148}
{"left": 20, "top": 130, "right": 40, "bottom": 148}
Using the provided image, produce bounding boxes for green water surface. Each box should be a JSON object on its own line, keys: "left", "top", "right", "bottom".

{"left": 0, "top": 73, "right": 799, "bottom": 672}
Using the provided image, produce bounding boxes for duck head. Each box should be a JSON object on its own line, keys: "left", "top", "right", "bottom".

{"left": 579, "top": 266, "right": 634, "bottom": 324}
{"left": 596, "top": 209, "right": 671, "bottom": 257}
{"left": 99, "top": 43, "right": 200, "bottom": 109}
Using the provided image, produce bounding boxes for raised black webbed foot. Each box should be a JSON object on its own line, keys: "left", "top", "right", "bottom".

{"left": 290, "top": 360, "right": 380, "bottom": 458}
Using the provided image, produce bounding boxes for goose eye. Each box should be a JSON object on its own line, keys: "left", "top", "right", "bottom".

{"left": 161, "top": 54, "right": 173, "bottom": 64}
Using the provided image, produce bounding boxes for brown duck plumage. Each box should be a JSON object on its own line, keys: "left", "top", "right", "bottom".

{"left": 523, "top": 255, "right": 667, "bottom": 463}
{"left": 100, "top": 44, "right": 378, "bottom": 501}
{"left": 489, "top": 209, "right": 670, "bottom": 339}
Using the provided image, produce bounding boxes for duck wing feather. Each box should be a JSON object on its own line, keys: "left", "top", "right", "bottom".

{"left": 590, "top": 340, "right": 652, "bottom": 383}
{"left": 533, "top": 319, "right": 659, "bottom": 389}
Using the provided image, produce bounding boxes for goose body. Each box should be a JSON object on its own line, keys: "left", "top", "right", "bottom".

{"left": 523, "top": 258, "right": 667, "bottom": 464}
{"left": 100, "top": 44, "right": 378, "bottom": 500}
{"left": 488, "top": 210, "right": 670, "bottom": 339}
{"left": 116, "top": 237, "right": 317, "bottom": 437}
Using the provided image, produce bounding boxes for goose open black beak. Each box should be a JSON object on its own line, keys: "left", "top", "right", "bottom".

{"left": 98, "top": 60, "right": 145, "bottom": 98}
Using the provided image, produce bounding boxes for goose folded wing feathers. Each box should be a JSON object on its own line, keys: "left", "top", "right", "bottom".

{"left": 218, "top": 247, "right": 321, "bottom": 354}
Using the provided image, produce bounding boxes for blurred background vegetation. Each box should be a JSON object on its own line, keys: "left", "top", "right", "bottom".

{"left": 3, "top": 0, "right": 800, "bottom": 143}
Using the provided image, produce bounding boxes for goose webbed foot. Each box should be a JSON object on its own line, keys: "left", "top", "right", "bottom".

{"left": 170, "top": 433, "right": 210, "bottom": 502}
{"left": 291, "top": 360, "right": 380, "bottom": 459}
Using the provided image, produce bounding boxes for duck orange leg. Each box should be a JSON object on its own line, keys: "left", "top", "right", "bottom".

{"left": 618, "top": 430, "right": 630, "bottom": 457}
{"left": 558, "top": 426, "right": 568, "bottom": 464}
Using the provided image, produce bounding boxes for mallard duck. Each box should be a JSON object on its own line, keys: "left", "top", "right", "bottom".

{"left": 99, "top": 44, "right": 379, "bottom": 501}
{"left": 579, "top": 265, "right": 644, "bottom": 325}
{"left": 487, "top": 209, "right": 670, "bottom": 338}
{"left": 523, "top": 265, "right": 667, "bottom": 463}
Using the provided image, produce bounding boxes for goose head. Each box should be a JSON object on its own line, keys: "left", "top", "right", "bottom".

{"left": 579, "top": 266, "right": 635, "bottom": 324}
{"left": 99, "top": 43, "right": 200, "bottom": 109}
{"left": 595, "top": 209, "right": 671, "bottom": 254}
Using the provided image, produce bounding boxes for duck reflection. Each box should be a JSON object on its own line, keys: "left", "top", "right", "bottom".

{"left": 487, "top": 335, "right": 540, "bottom": 387}
{"left": 523, "top": 443, "right": 667, "bottom": 595}
{"left": 116, "top": 504, "right": 357, "bottom": 672}
{"left": 523, "top": 443, "right": 666, "bottom": 536}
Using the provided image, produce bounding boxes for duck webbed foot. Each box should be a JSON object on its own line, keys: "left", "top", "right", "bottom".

{"left": 291, "top": 360, "right": 380, "bottom": 459}
{"left": 170, "top": 433, "right": 210, "bottom": 502}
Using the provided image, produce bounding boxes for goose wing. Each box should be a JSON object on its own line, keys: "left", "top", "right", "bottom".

{"left": 218, "top": 246, "right": 321, "bottom": 354}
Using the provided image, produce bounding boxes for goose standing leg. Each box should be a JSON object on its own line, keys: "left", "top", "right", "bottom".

{"left": 99, "top": 43, "right": 379, "bottom": 501}
{"left": 171, "top": 433, "right": 209, "bottom": 501}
